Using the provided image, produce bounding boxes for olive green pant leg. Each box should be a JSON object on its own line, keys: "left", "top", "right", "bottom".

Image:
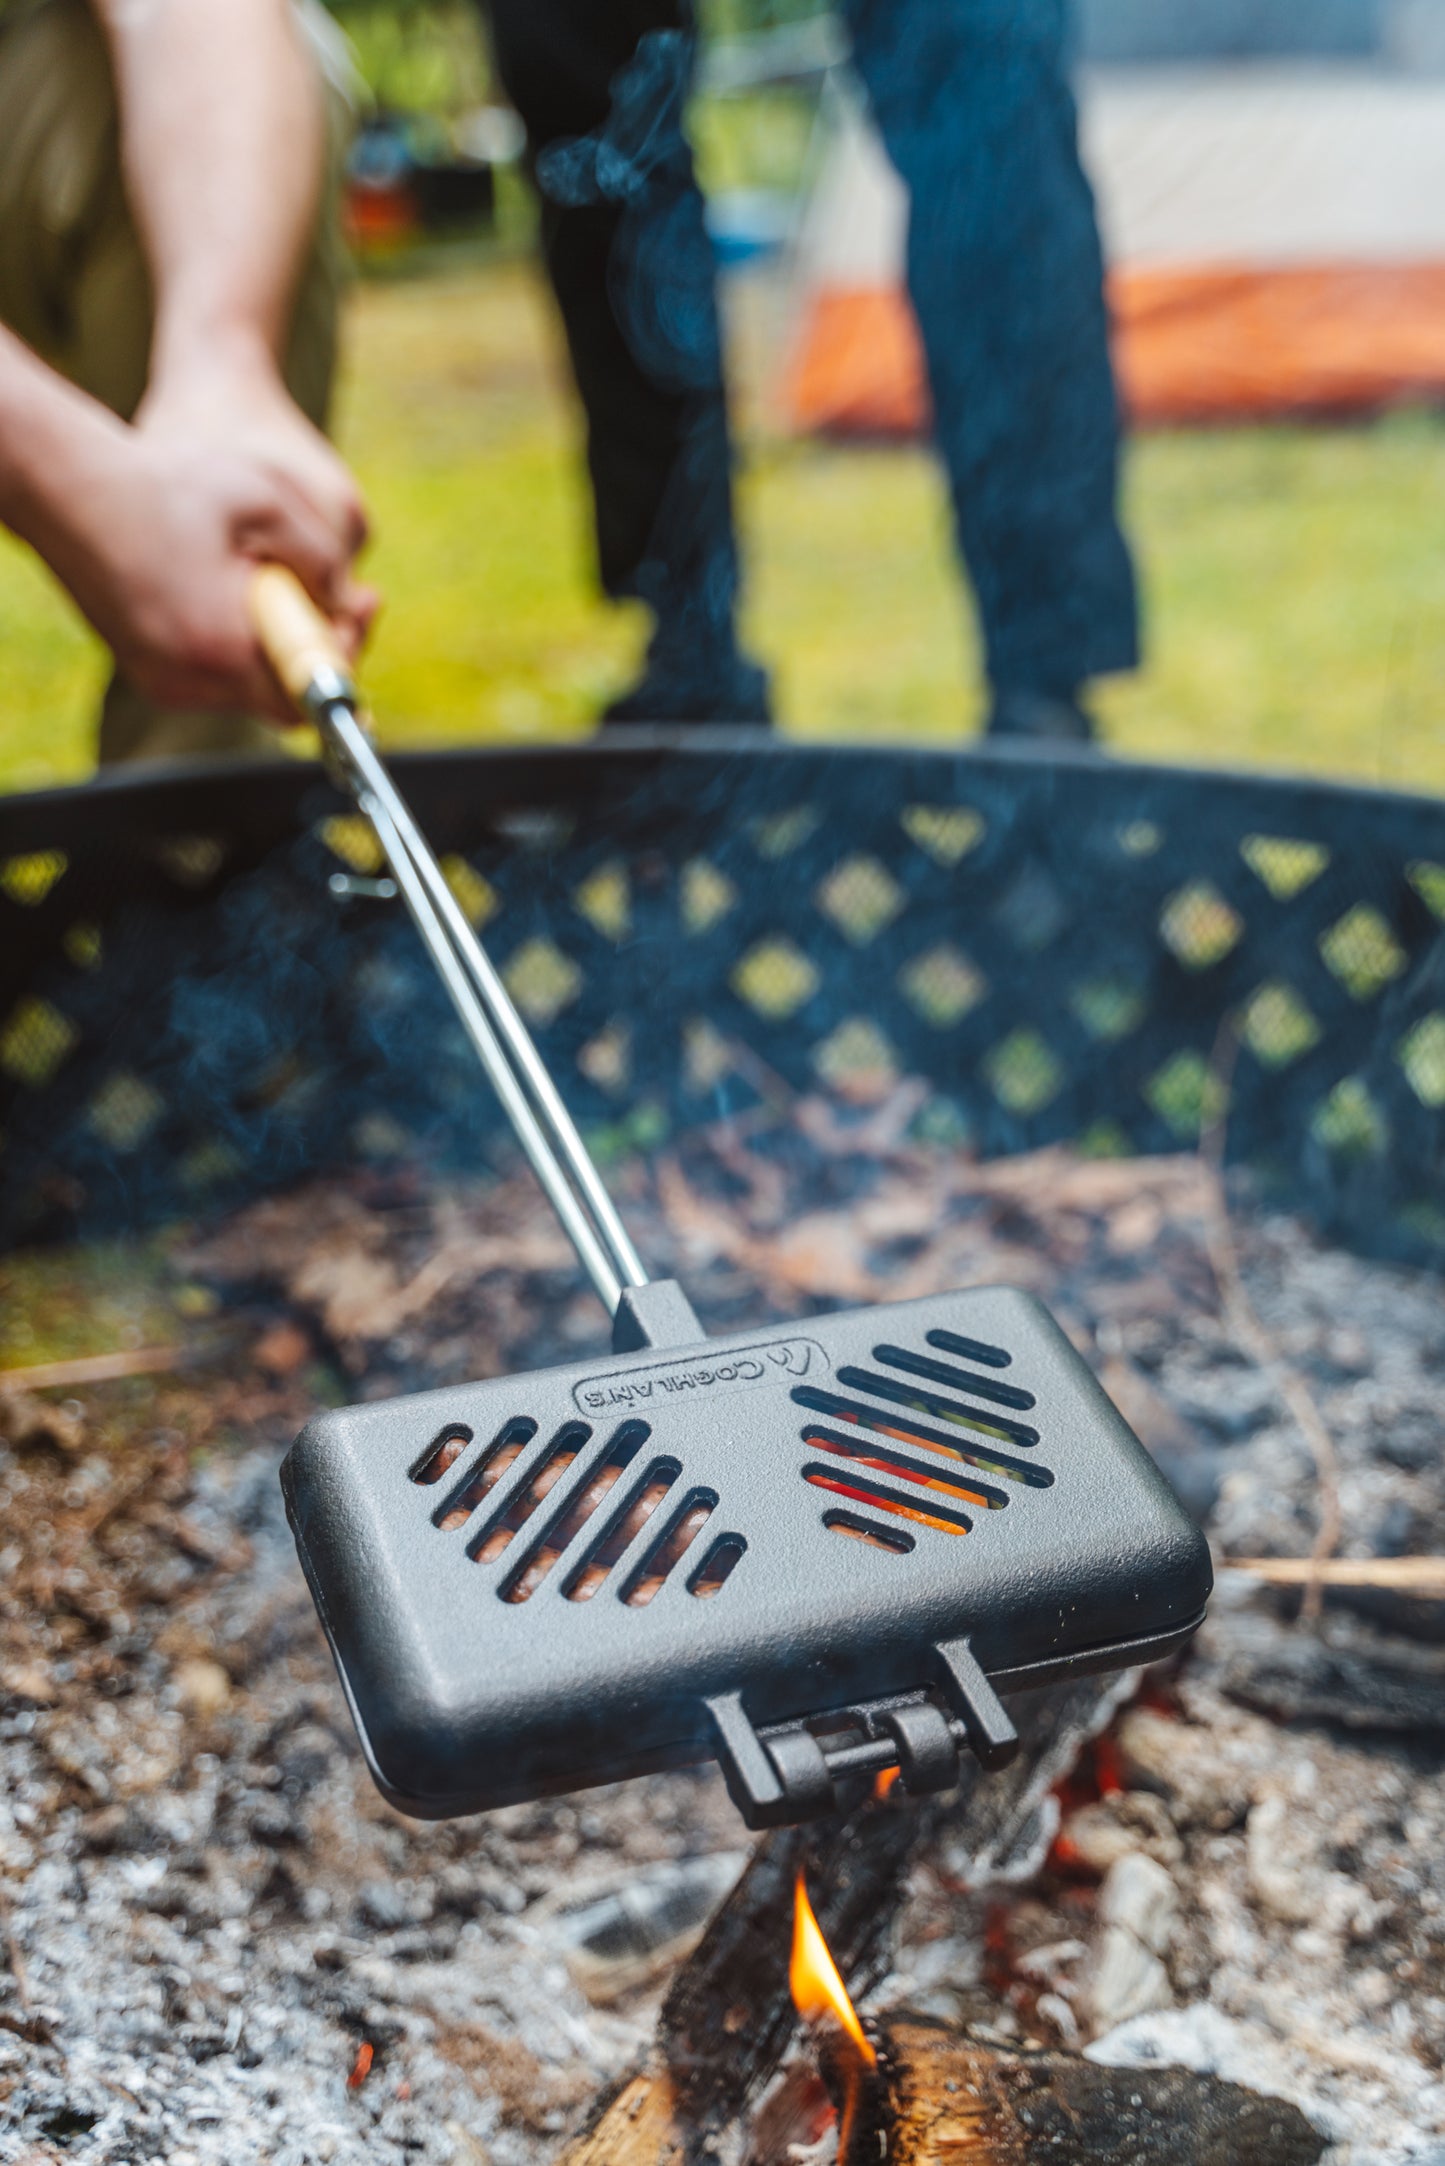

{"left": 0, "top": 0, "right": 354, "bottom": 766}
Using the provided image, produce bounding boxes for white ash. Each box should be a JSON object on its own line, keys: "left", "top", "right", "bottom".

{"left": 872, "top": 1671, "right": 1445, "bottom": 2163}
{"left": 1086, "top": 1852, "right": 1179, "bottom": 2031}
{"left": 0, "top": 1435, "right": 743, "bottom": 2166}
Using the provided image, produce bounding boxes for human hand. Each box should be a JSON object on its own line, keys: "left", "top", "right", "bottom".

{"left": 36, "top": 363, "right": 375, "bottom": 719}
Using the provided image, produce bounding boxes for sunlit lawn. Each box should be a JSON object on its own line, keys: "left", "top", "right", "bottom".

{"left": 3, "top": 255, "right": 1445, "bottom": 795}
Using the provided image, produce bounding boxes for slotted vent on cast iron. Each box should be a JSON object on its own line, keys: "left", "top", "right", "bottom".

{"left": 795, "top": 1326, "right": 1054, "bottom": 1547}
{"left": 409, "top": 1415, "right": 744, "bottom": 1609}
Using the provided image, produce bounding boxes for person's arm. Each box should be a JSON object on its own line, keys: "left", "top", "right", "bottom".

{"left": 0, "top": 0, "right": 371, "bottom": 716}
{"left": 99, "top": 0, "right": 327, "bottom": 396}
{"left": 0, "top": 321, "right": 357, "bottom": 716}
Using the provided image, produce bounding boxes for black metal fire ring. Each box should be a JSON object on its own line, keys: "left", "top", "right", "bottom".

{"left": 1, "top": 733, "right": 1442, "bottom": 1263}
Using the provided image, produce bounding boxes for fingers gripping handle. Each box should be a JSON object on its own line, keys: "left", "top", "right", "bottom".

{"left": 250, "top": 565, "right": 355, "bottom": 713}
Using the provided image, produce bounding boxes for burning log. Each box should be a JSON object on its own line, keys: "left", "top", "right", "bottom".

{"left": 560, "top": 1678, "right": 1138, "bottom": 2166}
{"left": 560, "top": 1793, "right": 921, "bottom": 2166}
{"left": 791, "top": 1884, "right": 1324, "bottom": 2166}
{"left": 789, "top": 1839, "right": 1325, "bottom": 2166}
{"left": 563, "top": 1685, "right": 1336, "bottom": 2166}
{"left": 816, "top": 2016, "right": 1326, "bottom": 2166}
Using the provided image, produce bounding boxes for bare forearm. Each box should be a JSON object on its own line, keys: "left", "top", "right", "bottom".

{"left": 0, "top": 326, "right": 122, "bottom": 548}
{"left": 0, "top": 4, "right": 371, "bottom": 715}
{"left": 93, "top": 0, "right": 326, "bottom": 391}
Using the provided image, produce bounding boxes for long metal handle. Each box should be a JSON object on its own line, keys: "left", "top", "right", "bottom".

{"left": 249, "top": 567, "right": 649, "bottom": 1316}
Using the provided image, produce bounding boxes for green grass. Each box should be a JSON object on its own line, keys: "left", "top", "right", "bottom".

{"left": 1100, "top": 410, "right": 1445, "bottom": 793}
{"left": 4, "top": 258, "right": 1445, "bottom": 795}
{"left": 326, "top": 0, "right": 489, "bottom": 121}
{"left": 0, "top": 1234, "right": 190, "bottom": 1370}
{"left": 0, "top": 544, "right": 111, "bottom": 795}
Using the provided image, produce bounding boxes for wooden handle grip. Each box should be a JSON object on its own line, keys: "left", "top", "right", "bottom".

{"left": 249, "top": 564, "right": 353, "bottom": 709}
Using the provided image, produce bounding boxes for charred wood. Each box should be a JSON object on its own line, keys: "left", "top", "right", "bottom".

{"left": 560, "top": 1793, "right": 923, "bottom": 2166}
{"left": 559, "top": 1678, "right": 1138, "bottom": 2166}
{"left": 841, "top": 2015, "right": 1326, "bottom": 2166}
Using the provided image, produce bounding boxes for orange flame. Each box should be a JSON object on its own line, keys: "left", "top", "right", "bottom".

{"left": 790, "top": 1871, "right": 877, "bottom": 2065}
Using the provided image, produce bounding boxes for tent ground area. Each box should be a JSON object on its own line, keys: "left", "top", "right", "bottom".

{"left": 3, "top": 258, "right": 1445, "bottom": 795}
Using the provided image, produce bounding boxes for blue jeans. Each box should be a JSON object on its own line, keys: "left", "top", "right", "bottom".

{"left": 486, "top": 0, "right": 1138, "bottom": 698}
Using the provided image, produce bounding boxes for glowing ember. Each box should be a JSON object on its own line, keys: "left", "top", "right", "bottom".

{"left": 790, "top": 1870, "right": 877, "bottom": 2065}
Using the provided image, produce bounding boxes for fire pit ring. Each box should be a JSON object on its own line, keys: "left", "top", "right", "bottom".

{"left": 1, "top": 735, "right": 1442, "bottom": 1262}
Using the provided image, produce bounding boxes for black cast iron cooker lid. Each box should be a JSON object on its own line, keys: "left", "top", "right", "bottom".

{"left": 234, "top": 571, "right": 1211, "bottom": 1831}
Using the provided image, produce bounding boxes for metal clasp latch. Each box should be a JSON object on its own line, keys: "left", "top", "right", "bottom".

{"left": 328, "top": 872, "right": 398, "bottom": 902}
{"left": 705, "top": 1642, "right": 1019, "bottom": 1830}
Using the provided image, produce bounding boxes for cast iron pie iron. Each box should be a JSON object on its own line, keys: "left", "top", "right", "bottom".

{"left": 252, "top": 569, "right": 1213, "bottom": 1830}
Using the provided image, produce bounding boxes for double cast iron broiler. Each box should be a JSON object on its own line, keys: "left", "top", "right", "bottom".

{"left": 254, "top": 570, "right": 1213, "bottom": 1832}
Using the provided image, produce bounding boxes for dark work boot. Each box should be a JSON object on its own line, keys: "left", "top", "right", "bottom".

{"left": 986, "top": 686, "right": 1099, "bottom": 746}
{"left": 601, "top": 602, "right": 773, "bottom": 729}
{"left": 602, "top": 658, "right": 775, "bottom": 727}
{"left": 601, "top": 655, "right": 772, "bottom": 727}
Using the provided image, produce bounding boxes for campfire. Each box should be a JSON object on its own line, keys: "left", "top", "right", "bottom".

{"left": 3, "top": 1091, "right": 1441, "bottom": 2162}
{"left": 561, "top": 1792, "right": 1328, "bottom": 2166}
{"left": 791, "top": 1870, "right": 875, "bottom": 2064}
{"left": 1, "top": 742, "right": 1443, "bottom": 2162}
{"left": 783, "top": 1870, "right": 1326, "bottom": 2166}
{"left": 791, "top": 1871, "right": 883, "bottom": 2162}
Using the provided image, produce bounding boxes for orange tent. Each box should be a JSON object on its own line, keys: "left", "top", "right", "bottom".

{"left": 781, "top": 71, "right": 1445, "bottom": 433}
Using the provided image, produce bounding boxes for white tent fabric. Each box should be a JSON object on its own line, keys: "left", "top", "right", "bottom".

{"left": 1083, "top": 67, "right": 1445, "bottom": 266}
{"left": 781, "top": 66, "right": 1445, "bottom": 428}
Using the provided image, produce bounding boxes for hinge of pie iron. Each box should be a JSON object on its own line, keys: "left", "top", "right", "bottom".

{"left": 612, "top": 1279, "right": 706, "bottom": 1354}
{"left": 706, "top": 1643, "right": 1019, "bottom": 1830}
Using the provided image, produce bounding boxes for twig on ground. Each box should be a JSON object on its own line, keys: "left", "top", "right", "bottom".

{"left": 1223, "top": 1555, "right": 1445, "bottom": 1599}
{"left": 0, "top": 1343, "right": 196, "bottom": 1392}
{"left": 1199, "top": 1022, "right": 1342, "bottom": 1625}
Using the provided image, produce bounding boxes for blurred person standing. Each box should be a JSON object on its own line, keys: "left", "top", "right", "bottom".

{"left": 481, "top": 0, "right": 1136, "bottom": 742}
{"left": 0, "top": 0, "right": 371, "bottom": 763}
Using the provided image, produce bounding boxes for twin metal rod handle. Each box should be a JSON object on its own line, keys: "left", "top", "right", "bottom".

{"left": 249, "top": 565, "right": 650, "bottom": 1318}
